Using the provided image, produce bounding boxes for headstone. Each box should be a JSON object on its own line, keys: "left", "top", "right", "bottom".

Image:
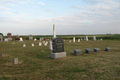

{"left": 93, "top": 36, "right": 96, "bottom": 41}
{"left": 39, "top": 42, "right": 42, "bottom": 46}
{"left": 100, "top": 38, "right": 103, "bottom": 41}
{"left": 49, "top": 41, "right": 53, "bottom": 50}
{"left": 105, "top": 47, "right": 111, "bottom": 52}
{"left": 19, "top": 37, "right": 23, "bottom": 42}
{"left": 52, "top": 38, "right": 64, "bottom": 53}
{"left": 94, "top": 48, "right": 101, "bottom": 52}
{"left": 4, "top": 38, "right": 9, "bottom": 41}
{"left": 29, "top": 35, "right": 33, "bottom": 40}
{"left": 44, "top": 41, "right": 48, "bottom": 46}
{"left": 34, "top": 38, "right": 37, "bottom": 41}
{"left": 23, "top": 44, "right": 26, "bottom": 47}
{"left": 73, "top": 37, "right": 75, "bottom": 42}
{"left": 14, "top": 58, "right": 18, "bottom": 64}
{"left": 86, "top": 36, "right": 88, "bottom": 41}
{"left": 51, "top": 38, "right": 66, "bottom": 59}
{"left": 0, "top": 35, "right": 3, "bottom": 41}
{"left": 31, "top": 43, "right": 34, "bottom": 47}
{"left": 73, "top": 49, "right": 82, "bottom": 56}
{"left": 42, "top": 41, "right": 45, "bottom": 44}
{"left": 44, "top": 43, "right": 47, "bottom": 46}
{"left": 86, "top": 48, "right": 93, "bottom": 53}
{"left": 78, "top": 39, "right": 80, "bottom": 42}
{"left": 53, "top": 24, "right": 56, "bottom": 38}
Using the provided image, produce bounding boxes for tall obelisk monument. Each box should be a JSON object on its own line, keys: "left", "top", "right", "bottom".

{"left": 53, "top": 24, "right": 56, "bottom": 38}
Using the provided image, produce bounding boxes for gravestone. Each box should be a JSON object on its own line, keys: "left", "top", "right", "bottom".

{"left": 73, "top": 37, "right": 75, "bottom": 42}
{"left": 29, "top": 35, "right": 33, "bottom": 40}
{"left": 49, "top": 41, "right": 53, "bottom": 50}
{"left": 42, "top": 41, "right": 45, "bottom": 45}
{"left": 100, "top": 38, "right": 103, "bottom": 41}
{"left": 94, "top": 48, "right": 101, "bottom": 52}
{"left": 4, "top": 38, "right": 9, "bottom": 41}
{"left": 39, "top": 42, "right": 42, "bottom": 46}
{"left": 86, "top": 48, "right": 93, "bottom": 53}
{"left": 53, "top": 24, "right": 56, "bottom": 38}
{"left": 0, "top": 35, "right": 3, "bottom": 41}
{"left": 93, "top": 36, "right": 96, "bottom": 41}
{"left": 86, "top": 36, "right": 88, "bottom": 41}
{"left": 34, "top": 38, "right": 37, "bottom": 41}
{"left": 19, "top": 37, "right": 23, "bottom": 42}
{"left": 51, "top": 38, "right": 66, "bottom": 59}
{"left": 31, "top": 43, "right": 34, "bottom": 47}
{"left": 23, "top": 44, "right": 26, "bottom": 47}
{"left": 74, "top": 49, "right": 82, "bottom": 56}
{"left": 14, "top": 58, "right": 18, "bottom": 64}
{"left": 78, "top": 39, "right": 80, "bottom": 42}
{"left": 105, "top": 47, "right": 111, "bottom": 52}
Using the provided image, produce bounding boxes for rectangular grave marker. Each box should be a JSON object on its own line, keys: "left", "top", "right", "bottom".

{"left": 52, "top": 38, "right": 64, "bottom": 53}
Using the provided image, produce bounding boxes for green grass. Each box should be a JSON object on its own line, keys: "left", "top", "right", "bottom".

{"left": 0, "top": 40, "right": 120, "bottom": 80}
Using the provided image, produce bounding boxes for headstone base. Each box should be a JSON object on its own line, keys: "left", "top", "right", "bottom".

{"left": 51, "top": 52, "right": 66, "bottom": 59}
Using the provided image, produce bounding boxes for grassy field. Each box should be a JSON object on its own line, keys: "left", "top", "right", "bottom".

{"left": 0, "top": 40, "right": 120, "bottom": 80}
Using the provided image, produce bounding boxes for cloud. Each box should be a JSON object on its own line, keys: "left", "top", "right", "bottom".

{"left": 3, "top": 11, "right": 12, "bottom": 14}
{"left": 38, "top": 2, "right": 45, "bottom": 5}
{"left": 0, "top": 6, "right": 10, "bottom": 10}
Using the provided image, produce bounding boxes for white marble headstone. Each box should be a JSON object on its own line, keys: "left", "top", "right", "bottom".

{"left": 73, "top": 37, "right": 75, "bottom": 42}
{"left": 31, "top": 43, "right": 34, "bottom": 47}
{"left": 49, "top": 41, "right": 53, "bottom": 50}
{"left": 4, "top": 38, "right": 9, "bottom": 42}
{"left": 23, "top": 44, "right": 26, "bottom": 47}
{"left": 39, "top": 42, "right": 42, "bottom": 46}
{"left": 20, "top": 37, "right": 23, "bottom": 42}
{"left": 78, "top": 39, "right": 80, "bottom": 42}
{"left": 14, "top": 58, "right": 18, "bottom": 64}
{"left": 34, "top": 38, "right": 37, "bottom": 41}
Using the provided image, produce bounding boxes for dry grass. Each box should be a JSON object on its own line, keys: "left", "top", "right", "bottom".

{"left": 0, "top": 40, "right": 120, "bottom": 80}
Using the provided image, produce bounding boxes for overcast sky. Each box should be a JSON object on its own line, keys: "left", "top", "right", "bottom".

{"left": 0, "top": 0, "right": 120, "bottom": 35}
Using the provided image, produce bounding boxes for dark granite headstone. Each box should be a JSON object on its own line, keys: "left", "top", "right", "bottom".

{"left": 105, "top": 47, "right": 111, "bottom": 52}
{"left": 52, "top": 38, "right": 64, "bottom": 53}
{"left": 94, "top": 48, "right": 101, "bottom": 52}
{"left": 74, "top": 49, "right": 82, "bottom": 56}
{"left": 86, "top": 48, "right": 93, "bottom": 53}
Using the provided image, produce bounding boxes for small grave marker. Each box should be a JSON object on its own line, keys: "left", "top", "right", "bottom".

{"left": 31, "top": 43, "right": 34, "bottom": 47}
{"left": 39, "top": 42, "right": 42, "bottom": 46}
{"left": 105, "top": 47, "right": 111, "bottom": 52}
{"left": 94, "top": 48, "right": 101, "bottom": 52}
{"left": 23, "top": 44, "right": 26, "bottom": 47}
{"left": 74, "top": 49, "right": 82, "bottom": 56}
{"left": 86, "top": 48, "right": 93, "bottom": 53}
{"left": 14, "top": 58, "right": 18, "bottom": 64}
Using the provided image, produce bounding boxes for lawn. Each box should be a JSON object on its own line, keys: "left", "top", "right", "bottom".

{"left": 0, "top": 40, "right": 120, "bottom": 80}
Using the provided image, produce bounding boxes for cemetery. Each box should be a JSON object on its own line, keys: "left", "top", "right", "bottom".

{"left": 0, "top": 27, "right": 120, "bottom": 80}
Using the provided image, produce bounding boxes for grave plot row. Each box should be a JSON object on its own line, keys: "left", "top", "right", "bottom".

{"left": 73, "top": 47, "right": 111, "bottom": 56}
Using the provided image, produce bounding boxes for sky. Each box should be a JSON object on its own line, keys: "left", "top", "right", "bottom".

{"left": 0, "top": 0, "right": 120, "bottom": 35}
